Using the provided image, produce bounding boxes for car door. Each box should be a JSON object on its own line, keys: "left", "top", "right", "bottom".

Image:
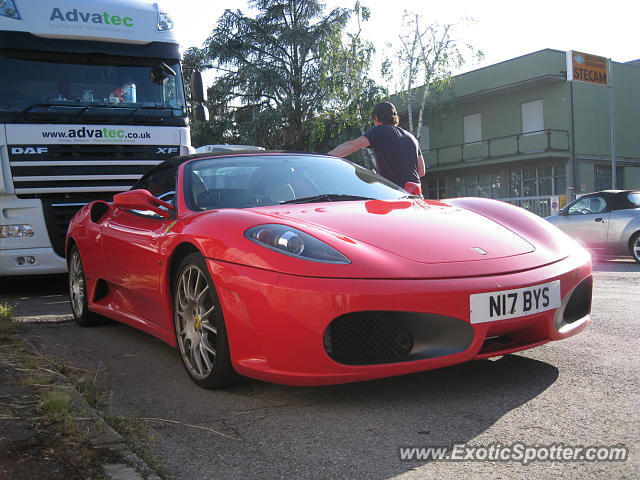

{"left": 558, "top": 195, "right": 610, "bottom": 251}
{"left": 101, "top": 166, "right": 177, "bottom": 326}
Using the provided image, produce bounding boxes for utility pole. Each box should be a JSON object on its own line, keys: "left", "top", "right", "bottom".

{"left": 609, "top": 59, "right": 616, "bottom": 189}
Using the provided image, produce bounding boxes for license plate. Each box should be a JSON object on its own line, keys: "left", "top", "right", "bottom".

{"left": 469, "top": 280, "right": 561, "bottom": 324}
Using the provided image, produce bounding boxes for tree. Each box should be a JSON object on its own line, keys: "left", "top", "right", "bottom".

{"left": 201, "top": 0, "right": 351, "bottom": 150}
{"left": 385, "top": 13, "right": 483, "bottom": 144}
{"left": 313, "top": 1, "right": 385, "bottom": 167}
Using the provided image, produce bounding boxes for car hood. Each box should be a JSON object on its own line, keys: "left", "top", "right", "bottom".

{"left": 258, "top": 199, "right": 535, "bottom": 263}
{"left": 185, "top": 198, "right": 570, "bottom": 279}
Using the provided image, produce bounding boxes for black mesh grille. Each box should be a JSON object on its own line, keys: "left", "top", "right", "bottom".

{"left": 324, "top": 312, "right": 414, "bottom": 365}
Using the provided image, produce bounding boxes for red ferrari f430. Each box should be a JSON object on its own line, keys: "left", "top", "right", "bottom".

{"left": 66, "top": 150, "right": 592, "bottom": 388}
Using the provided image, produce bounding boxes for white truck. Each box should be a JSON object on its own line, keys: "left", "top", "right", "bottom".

{"left": 0, "top": 0, "right": 201, "bottom": 275}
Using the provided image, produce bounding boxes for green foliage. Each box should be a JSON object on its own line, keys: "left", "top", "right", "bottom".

{"left": 386, "top": 13, "right": 483, "bottom": 142}
{"left": 194, "top": 0, "right": 350, "bottom": 150}
{"left": 0, "top": 302, "right": 20, "bottom": 335}
{"left": 186, "top": 0, "right": 388, "bottom": 155}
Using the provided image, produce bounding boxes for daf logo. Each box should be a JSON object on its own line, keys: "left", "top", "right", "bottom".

{"left": 472, "top": 247, "right": 488, "bottom": 255}
{"left": 157, "top": 147, "right": 178, "bottom": 155}
{"left": 11, "top": 147, "right": 48, "bottom": 155}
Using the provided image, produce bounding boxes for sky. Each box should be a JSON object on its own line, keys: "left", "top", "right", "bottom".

{"left": 170, "top": 0, "right": 638, "bottom": 86}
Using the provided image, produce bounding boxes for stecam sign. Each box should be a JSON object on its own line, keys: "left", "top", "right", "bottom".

{"left": 566, "top": 51, "right": 609, "bottom": 86}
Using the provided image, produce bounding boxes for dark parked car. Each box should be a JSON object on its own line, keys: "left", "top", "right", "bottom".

{"left": 546, "top": 190, "right": 640, "bottom": 263}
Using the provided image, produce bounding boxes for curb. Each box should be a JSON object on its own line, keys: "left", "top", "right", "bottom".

{"left": 22, "top": 337, "right": 164, "bottom": 480}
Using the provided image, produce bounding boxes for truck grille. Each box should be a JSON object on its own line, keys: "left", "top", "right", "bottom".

{"left": 8, "top": 144, "right": 177, "bottom": 197}
{"left": 8, "top": 143, "right": 179, "bottom": 258}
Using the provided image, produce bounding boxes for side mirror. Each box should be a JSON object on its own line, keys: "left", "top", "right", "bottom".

{"left": 191, "top": 71, "right": 206, "bottom": 103}
{"left": 190, "top": 70, "right": 209, "bottom": 123}
{"left": 113, "top": 189, "right": 173, "bottom": 218}
{"left": 404, "top": 181, "right": 422, "bottom": 197}
{"left": 193, "top": 103, "right": 209, "bottom": 122}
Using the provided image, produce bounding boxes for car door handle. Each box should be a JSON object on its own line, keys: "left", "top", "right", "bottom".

{"left": 595, "top": 218, "right": 604, "bottom": 223}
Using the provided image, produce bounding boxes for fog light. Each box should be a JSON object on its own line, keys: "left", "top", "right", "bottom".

{"left": 0, "top": 224, "right": 34, "bottom": 238}
{"left": 15, "top": 255, "right": 36, "bottom": 266}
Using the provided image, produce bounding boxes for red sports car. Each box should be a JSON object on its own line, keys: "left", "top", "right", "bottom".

{"left": 66, "top": 150, "right": 592, "bottom": 389}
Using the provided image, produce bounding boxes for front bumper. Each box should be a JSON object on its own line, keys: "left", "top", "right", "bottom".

{"left": 208, "top": 251, "right": 591, "bottom": 386}
{"left": 0, "top": 246, "right": 67, "bottom": 275}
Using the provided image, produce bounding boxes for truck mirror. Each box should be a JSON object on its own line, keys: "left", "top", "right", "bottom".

{"left": 193, "top": 104, "right": 209, "bottom": 123}
{"left": 191, "top": 71, "right": 206, "bottom": 103}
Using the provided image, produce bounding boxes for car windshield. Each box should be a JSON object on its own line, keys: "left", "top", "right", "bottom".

{"left": 0, "top": 51, "right": 186, "bottom": 118}
{"left": 628, "top": 192, "right": 640, "bottom": 206}
{"left": 185, "top": 154, "right": 411, "bottom": 211}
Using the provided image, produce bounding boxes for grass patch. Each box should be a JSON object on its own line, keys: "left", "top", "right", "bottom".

{"left": 0, "top": 302, "right": 21, "bottom": 335}
{"left": 1, "top": 314, "right": 170, "bottom": 478}
{"left": 106, "top": 411, "right": 170, "bottom": 479}
{"left": 39, "top": 389, "right": 77, "bottom": 434}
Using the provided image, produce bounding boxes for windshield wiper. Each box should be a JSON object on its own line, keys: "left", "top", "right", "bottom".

{"left": 280, "top": 194, "right": 376, "bottom": 205}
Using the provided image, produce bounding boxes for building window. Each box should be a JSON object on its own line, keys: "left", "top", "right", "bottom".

{"left": 594, "top": 165, "right": 624, "bottom": 190}
{"left": 491, "top": 173, "right": 503, "bottom": 199}
{"left": 454, "top": 176, "right": 464, "bottom": 197}
{"left": 421, "top": 125, "right": 430, "bottom": 152}
{"left": 508, "top": 165, "right": 566, "bottom": 197}
{"left": 477, "top": 173, "right": 491, "bottom": 198}
{"left": 451, "top": 171, "right": 502, "bottom": 198}
{"left": 523, "top": 167, "right": 537, "bottom": 196}
{"left": 427, "top": 178, "right": 446, "bottom": 199}
{"left": 465, "top": 175, "right": 477, "bottom": 196}
{"left": 522, "top": 99, "right": 544, "bottom": 134}
{"left": 464, "top": 113, "right": 482, "bottom": 144}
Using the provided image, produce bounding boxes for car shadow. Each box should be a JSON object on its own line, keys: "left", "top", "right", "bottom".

{"left": 28, "top": 318, "right": 559, "bottom": 480}
{"left": 224, "top": 355, "right": 559, "bottom": 478}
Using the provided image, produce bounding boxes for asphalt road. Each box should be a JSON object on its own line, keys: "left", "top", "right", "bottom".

{"left": 2, "top": 260, "right": 638, "bottom": 479}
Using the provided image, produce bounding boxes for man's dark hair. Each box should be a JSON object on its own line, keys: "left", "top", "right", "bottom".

{"left": 371, "top": 101, "right": 399, "bottom": 126}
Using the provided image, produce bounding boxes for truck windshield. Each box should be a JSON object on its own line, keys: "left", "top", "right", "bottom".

{"left": 0, "top": 51, "right": 186, "bottom": 115}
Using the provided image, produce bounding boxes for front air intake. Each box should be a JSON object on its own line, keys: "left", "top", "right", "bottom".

{"left": 324, "top": 311, "right": 475, "bottom": 366}
{"left": 324, "top": 312, "right": 413, "bottom": 365}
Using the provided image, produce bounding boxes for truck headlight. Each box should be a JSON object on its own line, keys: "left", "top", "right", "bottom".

{"left": 0, "top": 224, "right": 34, "bottom": 238}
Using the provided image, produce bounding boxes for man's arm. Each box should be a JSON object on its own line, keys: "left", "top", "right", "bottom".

{"left": 328, "top": 136, "right": 370, "bottom": 157}
{"left": 417, "top": 150, "right": 426, "bottom": 178}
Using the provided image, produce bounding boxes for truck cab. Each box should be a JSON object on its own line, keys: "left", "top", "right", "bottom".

{"left": 0, "top": 0, "right": 194, "bottom": 275}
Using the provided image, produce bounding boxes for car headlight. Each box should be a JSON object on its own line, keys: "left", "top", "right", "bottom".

{"left": 245, "top": 224, "right": 350, "bottom": 264}
{"left": 0, "top": 224, "right": 34, "bottom": 238}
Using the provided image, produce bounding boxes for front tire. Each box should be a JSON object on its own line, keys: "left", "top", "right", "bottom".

{"left": 631, "top": 232, "right": 640, "bottom": 264}
{"left": 173, "top": 253, "right": 234, "bottom": 389}
{"left": 68, "top": 245, "right": 101, "bottom": 326}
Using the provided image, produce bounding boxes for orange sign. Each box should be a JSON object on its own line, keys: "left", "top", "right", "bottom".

{"left": 569, "top": 51, "right": 608, "bottom": 85}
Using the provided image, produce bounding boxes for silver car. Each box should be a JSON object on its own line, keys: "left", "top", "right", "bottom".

{"left": 546, "top": 190, "right": 640, "bottom": 263}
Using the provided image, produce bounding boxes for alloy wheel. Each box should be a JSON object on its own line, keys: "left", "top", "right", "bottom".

{"left": 174, "top": 265, "right": 219, "bottom": 380}
{"left": 69, "top": 248, "right": 86, "bottom": 319}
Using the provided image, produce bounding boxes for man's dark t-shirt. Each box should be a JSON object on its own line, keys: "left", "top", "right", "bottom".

{"left": 364, "top": 125, "right": 420, "bottom": 187}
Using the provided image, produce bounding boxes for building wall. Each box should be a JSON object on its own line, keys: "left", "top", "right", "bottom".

{"left": 393, "top": 49, "right": 640, "bottom": 212}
